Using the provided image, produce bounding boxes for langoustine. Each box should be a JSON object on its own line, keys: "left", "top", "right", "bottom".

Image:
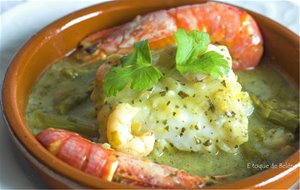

{"left": 36, "top": 128, "right": 214, "bottom": 188}
{"left": 74, "top": 2, "right": 263, "bottom": 70}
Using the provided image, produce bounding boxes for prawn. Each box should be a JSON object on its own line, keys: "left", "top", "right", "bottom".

{"left": 74, "top": 2, "right": 263, "bottom": 70}
{"left": 106, "top": 103, "right": 155, "bottom": 157}
{"left": 36, "top": 128, "right": 215, "bottom": 188}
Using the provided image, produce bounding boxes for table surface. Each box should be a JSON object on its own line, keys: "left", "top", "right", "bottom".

{"left": 0, "top": 0, "right": 299, "bottom": 189}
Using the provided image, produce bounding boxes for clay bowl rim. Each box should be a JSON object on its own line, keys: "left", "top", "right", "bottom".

{"left": 2, "top": 0, "right": 299, "bottom": 189}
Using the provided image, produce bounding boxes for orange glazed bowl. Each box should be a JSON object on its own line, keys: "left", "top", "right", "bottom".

{"left": 2, "top": 0, "right": 299, "bottom": 189}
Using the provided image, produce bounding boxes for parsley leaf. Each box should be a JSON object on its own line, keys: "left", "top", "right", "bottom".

{"left": 103, "top": 40, "right": 162, "bottom": 97}
{"left": 176, "top": 51, "right": 230, "bottom": 78}
{"left": 174, "top": 29, "right": 229, "bottom": 78}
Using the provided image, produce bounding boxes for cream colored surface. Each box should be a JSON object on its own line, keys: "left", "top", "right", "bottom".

{"left": 0, "top": 0, "right": 298, "bottom": 189}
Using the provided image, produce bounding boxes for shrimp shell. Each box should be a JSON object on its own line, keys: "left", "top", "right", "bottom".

{"left": 36, "top": 128, "right": 210, "bottom": 188}
{"left": 74, "top": 2, "right": 263, "bottom": 70}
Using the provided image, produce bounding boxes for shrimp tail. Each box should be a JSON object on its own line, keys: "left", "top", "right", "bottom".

{"left": 36, "top": 128, "right": 213, "bottom": 188}
{"left": 72, "top": 2, "right": 263, "bottom": 71}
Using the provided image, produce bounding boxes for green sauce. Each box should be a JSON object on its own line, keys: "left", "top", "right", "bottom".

{"left": 26, "top": 56, "right": 299, "bottom": 184}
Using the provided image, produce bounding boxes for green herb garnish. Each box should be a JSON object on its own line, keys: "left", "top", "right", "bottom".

{"left": 103, "top": 40, "right": 162, "bottom": 97}
{"left": 174, "top": 29, "right": 229, "bottom": 78}
{"left": 103, "top": 29, "right": 231, "bottom": 97}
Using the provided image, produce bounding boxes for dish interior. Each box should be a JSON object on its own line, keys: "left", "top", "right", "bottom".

{"left": 26, "top": 48, "right": 299, "bottom": 184}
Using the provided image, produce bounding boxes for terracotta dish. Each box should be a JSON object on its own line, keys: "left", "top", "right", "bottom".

{"left": 2, "top": 0, "right": 299, "bottom": 188}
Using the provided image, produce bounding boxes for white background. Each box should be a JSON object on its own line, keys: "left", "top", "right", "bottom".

{"left": 0, "top": 0, "right": 299, "bottom": 189}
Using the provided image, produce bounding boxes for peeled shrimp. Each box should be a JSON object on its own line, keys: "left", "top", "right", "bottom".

{"left": 74, "top": 2, "right": 263, "bottom": 70}
{"left": 107, "top": 103, "right": 155, "bottom": 157}
{"left": 36, "top": 128, "right": 212, "bottom": 188}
